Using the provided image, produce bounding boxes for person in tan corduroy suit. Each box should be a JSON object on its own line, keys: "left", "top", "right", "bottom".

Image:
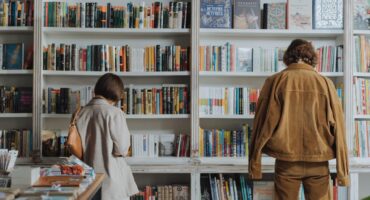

{"left": 248, "top": 39, "right": 349, "bottom": 200}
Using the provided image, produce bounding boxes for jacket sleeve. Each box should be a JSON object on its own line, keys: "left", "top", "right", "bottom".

{"left": 109, "top": 111, "right": 131, "bottom": 157}
{"left": 249, "top": 78, "right": 281, "bottom": 179}
{"left": 326, "top": 79, "right": 349, "bottom": 186}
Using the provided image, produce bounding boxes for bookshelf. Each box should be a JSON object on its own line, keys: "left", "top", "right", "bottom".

{"left": 0, "top": 0, "right": 367, "bottom": 199}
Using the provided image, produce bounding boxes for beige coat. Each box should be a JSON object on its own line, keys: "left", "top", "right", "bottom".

{"left": 76, "top": 98, "right": 139, "bottom": 199}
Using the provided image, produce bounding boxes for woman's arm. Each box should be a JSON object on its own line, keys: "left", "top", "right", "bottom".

{"left": 109, "top": 111, "right": 131, "bottom": 157}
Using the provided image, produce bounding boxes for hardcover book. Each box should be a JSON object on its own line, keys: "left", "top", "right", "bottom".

{"left": 237, "top": 48, "right": 253, "bottom": 72}
{"left": 288, "top": 0, "right": 312, "bottom": 30}
{"left": 354, "top": 0, "right": 370, "bottom": 30}
{"left": 263, "top": 3, "right": 287, "bottom": 29}
{"left": 313, "top": 0, "right": 343, "bottom": 29}
{"left": 200, "top": 0, "right": 232, "bottom": 28}
{"left": 3, "top": 43, "right": 24, "bottom": 69}
{"left": 234, "top": 0, "right": 260, "bottom": 29}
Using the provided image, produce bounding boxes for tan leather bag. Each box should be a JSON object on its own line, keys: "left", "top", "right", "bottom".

{"left": 66, "top": 107, "right": 83, "bottom": 160}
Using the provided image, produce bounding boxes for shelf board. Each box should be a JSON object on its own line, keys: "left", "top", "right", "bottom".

{"left": 0, "top": 70, "right": 33, "bottom": 75}
{"left": 353, "top": 72, "right": 370, "bottom": 77}
{"left": 42, "top": 114, "right": 190, "bottom": 119}
{"left": 126, "top": 157, "right": 191, "bottom": 166}
{"left": 199, "top": 71, "right": 344, "bottom": 77}
{"left": 354, "top": 115, "right": 370, "bottom": 120}
{"left": 199, "top": 114, "right": 254, "bottom": 119}
{"left": 43, "top": 71, "right": 190, "bottom": 77}
{"left": 0, "top": 27, "right": 33, "bottom": 33}
{"left": 0, "top": 113, "right": 32, "bottom": 118}
{"left": 196, "top": 157, "right": 275, "bottom": 166}
{"left": 43, "top": 27, "right": 190, "bottom": 36}
{"left": 200, "top": 29, "right": 344, "bottom": 38}
{"left": 353, "top": 30, "right": 370, "bottom": 35}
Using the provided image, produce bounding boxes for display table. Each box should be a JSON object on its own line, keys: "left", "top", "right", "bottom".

{"left": 78, "top": 173, "right": 105, "bottom": 200}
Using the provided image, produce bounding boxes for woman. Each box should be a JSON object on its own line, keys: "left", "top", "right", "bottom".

{"left": 76, "top": 73, "right": 138, "bottom": 200}
{"left": 248, "top": 39, "right": 349, "bottom": 200}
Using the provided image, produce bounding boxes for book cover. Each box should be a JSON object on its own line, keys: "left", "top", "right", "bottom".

{"left": 3, "top": 43, "right": 24, "bottom": 69}
{"left": 200, "top": 0, "right": 232, "bottom": 28}
{"left": 234, "top": 0, "right": 260, "bottom": 29}
{"left": 313, "top": 0, "right": 343, "bottom": 29}
{"left": 253, "top": 181, "right": 274, "bottom": 200}
{"left": 354, "top": 0, "right": 370, "bottom": 30}
{"left": 288, "top": 0, "right": 312, "bottom": 30}
{"left": 173, "top": 185, "right": 189, "bottom": 200}
{"left": 237, "top": 48, "right": 253, "bottom": 72}
{"left": 265, "top": 3, "right": 287, "bottom": 29}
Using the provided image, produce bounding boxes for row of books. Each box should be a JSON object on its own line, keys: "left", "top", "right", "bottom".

{"left": 121, "top": 85, "right": 189, "bottom": 115}
{"left": 1, "top": 43, "right": 33, "bottom": 70}
{"left": 130, "top": 133, "right": 190, "bottom": 158}
{"left": 0, "top": 86, "right": 32, "bottom": 113}
{"left": 43, "top": 87, "right": 94, "bottom": 114}
{"left": 41, "top": 130, "right": 70, "bottom": 157}
{"left": 354, "top": 120, "right": 370, "bottom": 158}
{"left": 0, "top": 0, "right": 34, "bottom": 26}
{"left": 199, "top": 87, "right": 260, "bottom": 116}
{"left": 199, "top": 44, "right": 285, "bottom": 73}
{"left": 43, "top": 44, "right": 190, "bottom": 72}
{"left": 199, "top": 125, "right": 251, "bottom": 158}
{"left": 43, "top": 1, "right": 191, "bottom": 29}
{"left": 201, "top": 0, "right": 343, "bottom": 30}
{"left": 131, "top": 185, "right": 189, "bottom": 200}
{"left": 354, "top": 78, "right": 370, "bottom": 115}
{"left": 354, "top": 35, "right": 370, "bottom": 73}
{"left": 0, "top": 129, "right": 32, "bottom": 157}
{"left": 199, "top": 43, "right": 343, "bottom": 73}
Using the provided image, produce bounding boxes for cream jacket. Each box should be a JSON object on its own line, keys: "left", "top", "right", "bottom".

{"left": 77, "top": 98, "right": 139, "bottom": 199}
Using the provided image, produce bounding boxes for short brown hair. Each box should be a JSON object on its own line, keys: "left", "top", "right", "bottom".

{"left": 94, "top": 73, "right": 123, "bottom": 102}
{"left": 283, "top": 39, "right": 317, "bottom": 66}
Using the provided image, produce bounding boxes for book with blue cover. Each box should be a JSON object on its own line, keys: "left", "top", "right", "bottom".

{"left": 3, "top": 43, "right": 24, "bottom": 70}
{"left": 200, "top": 0, "right": 232, "bottom": 28}
{"left": 313, "top": 0, "right": 343, "bottom": 29}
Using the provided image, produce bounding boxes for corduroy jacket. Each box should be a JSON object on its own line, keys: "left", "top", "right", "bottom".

{"left": 248, "top": 63, "right": 349, "bottom": 186}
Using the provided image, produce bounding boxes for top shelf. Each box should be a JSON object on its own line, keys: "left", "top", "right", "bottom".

{"left": 43, "top": 27, "right": 191, "bottom": 37}
{"left": 200, "top": 29, "right": 344, "bottom": 38}
{"left": 0, "top": 27, "right": 33, "bottom": 33}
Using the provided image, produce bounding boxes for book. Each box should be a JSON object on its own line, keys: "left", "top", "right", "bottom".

{"left": 313, "top": 0, "right": 343, "bottom": 29}
{"left": 288, "top": 0, "right": 312, "bottom": 30}
{"left": 0, "top": 0, "right": 33, "bottom": 26}
{"left": 263, "top": 3, "right": 287, "bottom": 29}
{"left": 233, "top": 0, "right": 260, "bottom": 29}
{"left": 3, "top": 43, "right": 24, "bottom": 70}
{"left": 237, "top": 48, "right": 253, "bottom": 72}
{"left": 0, "top": 86, "right": 32, "bottom": 113}
{"left": 200, "top": 0, "right": 232, "bottom": 28}
{"left": 354, "top": 35, "right": 370, "bottom": 72}
{"left": 32, "top": 176, "right": 84, "bottom": 187}
{"left": 41, "top": 130, "right": 70, "bottom": 157}
{"left": 354, "top": 0, "right": 370, "bottom": 30}
{"left": 131, "top": 185, "right": 189, "bottom": 200}
{"left": 253, "top": 181, "right": 274, "bottom": 200}
{"left": 0, "top": 129, "right": 32, "bottom": 157}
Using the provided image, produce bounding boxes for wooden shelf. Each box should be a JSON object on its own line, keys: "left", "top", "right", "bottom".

{"left": 0, "top": 70, "right": 33, "bottom": 75}
{"left": 200, "top": 29, "right": 344, "bottom": 38}
{"left": 199, "top": 71, "right": 344, "bottom": 77}
{"left": 354, "top": 115, "right": 370, "bottom": 120}
{"left": 0, "top": 113, "right": 32, "bottom": 118}
{"left": 199, "top": 114, "right": 254, "bottom": 119}
{"left": 43, "top": 27, "right": 190, "bottom": 36}
{"left": 0, "top": 27, "right": 33, "bottom": 33}
{"left": 42, "top": 114, "right": 190, "bottom": 119}
{"left": 353, "top": 72, "right": 370, "bottom": 77}
{"left": 43, "top": 71, "right": 190, "bottom": 77}
{"left": 126, "top": 157, "right": 191, "bottom": 166}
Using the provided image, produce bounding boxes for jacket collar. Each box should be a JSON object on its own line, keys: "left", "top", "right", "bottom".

{"left": 87, "top": 98, "right": 111, "bottom": 106}
{"left": 286, "top": 63, "right": 316, "bottom": 72}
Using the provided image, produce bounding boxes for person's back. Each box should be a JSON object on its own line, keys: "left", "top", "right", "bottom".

{"left": 76, "top": 73, "right": 138, "bottom": 200}
{"left": 248, "top": 39, "right": 349, "bottom": 200}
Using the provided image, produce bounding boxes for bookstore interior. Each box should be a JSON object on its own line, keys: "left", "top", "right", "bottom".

{"left": 1, "top": 0, "right": 370, "bottom": 199}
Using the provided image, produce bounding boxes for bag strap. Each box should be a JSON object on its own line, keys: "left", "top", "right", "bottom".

{"left": 70, "top": 106, "right": 83, "bottom": 125}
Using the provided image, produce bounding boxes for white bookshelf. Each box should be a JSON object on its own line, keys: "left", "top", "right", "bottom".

{"left": 0, "top": 113, "right": 33, "bottom": 118}
{"left": 200, "top": 29, "right": 344, "bottom": 38}
{"left": 354, "top": 115, "right": 370, "bottom": 120}
{"left": 42, "top": 113, "right": 190, "bottom": 119}
{"left": 43, "top": 71, "right": 190, "bottom": 77}
{"left": 0, "top": 27, "right": 33, "bottom": 33}
{"left": 199, "top": 71, "right": 344, "bottom": 77}
{"left": 126, "top": 157, "right": 192, "bottom": 166}
{"left": 199, "top": 114, "right": 254, "bottom": 119}
{"left": 353, "top": 72, "right": 370, "bottom": 77}
{"left": 0, "top": 70, "right": 33, "bottom": 75}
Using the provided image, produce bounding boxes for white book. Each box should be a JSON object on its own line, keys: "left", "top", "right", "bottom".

{"left": 177, "top": 2, "right": 183, "bottom": 29}
{"left": 169, "top": 3, "right": 173, "bottom": 29}
{"left": 288, "top": 0, "right": 312, "bottom": 30}
{"left": 139, "top": 2, "right": 145, "bottom": 29}
{"left": 80, "top": 3, "right": 85, "bottom": 28}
